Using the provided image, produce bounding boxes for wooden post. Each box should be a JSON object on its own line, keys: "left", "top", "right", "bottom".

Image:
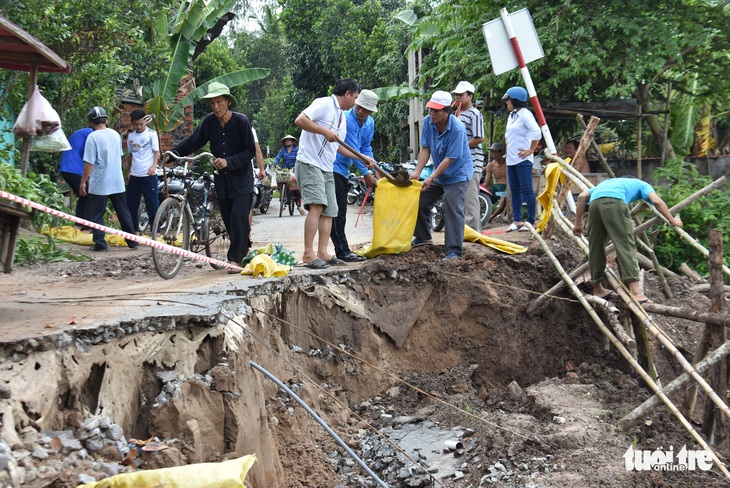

{"left": 576, "top": 114, "right": 615, "bottom": 178}
{"left": 660, "top": 82, "right": 672, "bottom": 167}
{"left": 702, "top": 230, "right": 727, "bottom": 448}
{"left": 19, "top": 58, "right": 38, "bottom": 177}
{"left": 632, "top": 314, "right": 659, "bottom": 383}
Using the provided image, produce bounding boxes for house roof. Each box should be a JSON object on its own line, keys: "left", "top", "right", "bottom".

{"left": 0, "top": 14, "right": 69, "bottom": 74}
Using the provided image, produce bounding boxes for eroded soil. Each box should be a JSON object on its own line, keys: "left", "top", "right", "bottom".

{"left": 1, "top": 225, "right": 728, "bottom": 487}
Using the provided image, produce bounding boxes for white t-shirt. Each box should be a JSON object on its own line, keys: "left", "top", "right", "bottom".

{"left": 127, "top": 127, "right": 159, "bottom": 177}
{"left": 505, "top": 108, "right": 541, "bottom": 166}
{"left": 296, "top": 95, "right": 347, "bottom": 172}
{"left": 84, "top": 128, "right": 125, "bottom": 195}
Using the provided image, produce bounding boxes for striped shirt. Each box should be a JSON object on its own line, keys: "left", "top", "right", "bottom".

{"left": 458, "top": 107, "right": 485, "bottom": 172}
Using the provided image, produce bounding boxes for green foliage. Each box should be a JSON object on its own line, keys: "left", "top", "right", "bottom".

{"left": 398, "top": 0, "right": 730, "bottom": 158}
{"left": 0, "top": 163, "right": 67, "bottom": 230}
{"left": 651, "top": 160, "right": 730, "bottom": 275}
{"left": 14, "top": 236, "right": 92, "bottom": 266}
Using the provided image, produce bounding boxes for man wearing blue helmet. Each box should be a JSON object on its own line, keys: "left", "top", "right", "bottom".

{"left": 502, "top": 86, "right": 541, "bottom": 232}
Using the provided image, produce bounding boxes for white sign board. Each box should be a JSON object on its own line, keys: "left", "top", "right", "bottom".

{"left": 482, "top": 8, "right": 544, "bottom": 76}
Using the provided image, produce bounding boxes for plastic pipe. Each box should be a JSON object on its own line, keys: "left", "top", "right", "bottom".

{"left": 248, "top": 360, "right": 388, "bottom": 488}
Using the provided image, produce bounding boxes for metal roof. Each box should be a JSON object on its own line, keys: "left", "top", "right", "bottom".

{"left": 0, "top": 14, "right": 69, "bottom": 73}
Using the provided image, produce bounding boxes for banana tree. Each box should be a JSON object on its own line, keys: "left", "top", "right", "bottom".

{"left": 144, "top": 0, "right": 270, "bottom": 133}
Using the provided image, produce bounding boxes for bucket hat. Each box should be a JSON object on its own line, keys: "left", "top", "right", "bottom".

{"left": 280, "top": 134, "right": 298, "bottom": 145}
{"left": 426, "top": 90, "right": 452, "bottom": 110}
{"left": 355, "top": 89, "right": 379, "bottom": 113}
{"left": 202, "top": 82, "right": 237, "bottom": 107}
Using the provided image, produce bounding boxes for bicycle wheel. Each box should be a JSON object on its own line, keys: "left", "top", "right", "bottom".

{"left": 204, "top": 217, "right": 230, "bottom": 269}
{"left": 288, "top": 189, "right": 295, "bottom": 215}
{"left": 151, "top": 198, "right": 190, "bottom": 279}
{"left": 478, "top": 190, "right": 493, "bottom": 226}
{"left": 279, "top": 185, "right": 287, "bottom": 217}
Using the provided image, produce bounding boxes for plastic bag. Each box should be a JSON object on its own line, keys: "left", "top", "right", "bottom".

{"left": 30, "top": 128, "right": 71, "bottom": 152}
{"left": 13, "top": 85, "right": 61, "bottom": 138}
{"left": 361, "top": 179, "right": 422, "bottom": 258}
{"left": 78, "top": 454, "right": 256, "bottom": 488}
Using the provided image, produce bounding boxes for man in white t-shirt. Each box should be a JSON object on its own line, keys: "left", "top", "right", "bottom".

{"left": 80, "top": 106, "right": 138, "bottom": 251}
{"left": 452, "top": 81, "right": 485, "bottom": 232}
{"left": 294, "top": 78, "right": 374, "bottom": 269}
{"left": 125, "top": 109, "right": 160, "bottom": 234}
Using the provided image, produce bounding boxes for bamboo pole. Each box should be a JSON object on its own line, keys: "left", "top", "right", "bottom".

{"left": 527, "top": 176, "right": 725, "bottom": 313}
{"left": 615, "top": 301, "right": 730, "bottom": 327}
{"left": 622, "top": 335, "right": 730, "bottom": 427}
{"left": 576, "top": 114, "right": 615, "bottom": 178}
{"left": 524, "top": 222, "right": 729, "bottom": 479}
{"left": 554, "top": 206, "right": 730, "bottom": 423}
{"left": 637, "top": 103, "right": 643, "bottom": 179}
{"left": 633, "top": 176, "right": 727, "bottom": 235}
{"left": 660, "top": 82, "right": 672, "bottom": 167}
{"left": 555, "top": 116, "right": 599, "bottom": 209}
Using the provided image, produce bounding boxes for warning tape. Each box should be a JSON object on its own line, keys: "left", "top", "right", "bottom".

{"left": 0, "top": 189, "right": 242, "bottom": 272}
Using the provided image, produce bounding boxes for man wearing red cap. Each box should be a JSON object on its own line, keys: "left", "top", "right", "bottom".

{"left": 408, "top": 90, "right": 472, "bottom": 261}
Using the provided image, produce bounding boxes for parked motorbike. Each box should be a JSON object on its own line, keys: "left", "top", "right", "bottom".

{"left": 431, "top": 182, "right": 493, "bottom": 232}
{"left": 251, "top": 167, "right": 274, "bottom": 214}
{"left": 346, "top": 173, "right": 360, "bottom": 205}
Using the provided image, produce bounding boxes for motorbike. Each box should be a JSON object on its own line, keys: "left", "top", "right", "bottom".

{"left": 138, "top": 165, "right": 215, "bottom": 233}
{"left": 347, "top": 172, "right": 375, "bottom": 206}
{"left": 431, "top": 181, "right": 493, "bottom": 232}
{"left": 251, "top": 166, "right": 274, "bottom": 214}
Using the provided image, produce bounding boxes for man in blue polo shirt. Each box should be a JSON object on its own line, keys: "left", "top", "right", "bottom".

{"left": 330, "top": 89, "right": 379, "bottom": 262}
{"left": 573, "top": 177, "right": 682, "bottom": 302}
{"left": 408, "top": 90, "right": 472, "bottom": 261}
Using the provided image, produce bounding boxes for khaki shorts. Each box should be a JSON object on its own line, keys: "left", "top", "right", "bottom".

{"left": 294, "top": 161, "right": 338, "bottom": 217}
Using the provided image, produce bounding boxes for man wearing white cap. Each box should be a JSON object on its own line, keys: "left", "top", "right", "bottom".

{"left": 408, "top": 90, "right": 472, "bottom": 261}
{"left": 330, "top": 89, "right": 379, "bottom": 262}
{"left": 452, "top": 81, "right": 485, "bottom": 232}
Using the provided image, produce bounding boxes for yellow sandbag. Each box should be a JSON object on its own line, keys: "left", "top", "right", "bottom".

{"left": 42, "top": 226, "right": 130, "bottom": 247}
{"left": 463, "top": 225, "right": 528, "bottom": 254}
{"left": 361, "top": 179, "right": 422, "bottom": 258}
{"left": 78, "top": 454, "right": 256, "bottom": 488}
{"left": 241, "top": 254, "right": 290, "bottom": 277}
{"left": 535, "top": 162, "right": 566, "bottom": 233}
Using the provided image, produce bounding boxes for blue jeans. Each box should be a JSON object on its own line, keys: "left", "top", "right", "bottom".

{"left": 507, "top": 161, "right": 535, "bottom": 224}
{"left": 414, "top": 180, "right": 469, "bottom": 256}
{"left": 126, "top": 174, "right": 159, "bottom": 233}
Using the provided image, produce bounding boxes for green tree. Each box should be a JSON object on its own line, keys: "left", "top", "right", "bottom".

{"left": 399, "top": 0, "right": 730, "bottom": 158}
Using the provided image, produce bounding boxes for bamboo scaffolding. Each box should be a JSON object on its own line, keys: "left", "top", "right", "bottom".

{"left": 615, "top": 301, "right": 730, "bottom": 327}
{"left": 527, "top": 175, "right": 726, "bottom": 313}
{"left": 554, "top": 206, "right": 730, "bottom": 425}
{"left": 622, "top": 336, "right": 730, "bottom": 427}
{"left": 524, "top": 222, "right": 730, "bottom": 479}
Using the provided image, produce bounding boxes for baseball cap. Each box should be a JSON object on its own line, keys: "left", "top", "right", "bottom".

{"left": 452, "top": 81, "right": 475, "bottom": 94}
{"left": 426, "top": 90, "right": 452, "bottom": 110}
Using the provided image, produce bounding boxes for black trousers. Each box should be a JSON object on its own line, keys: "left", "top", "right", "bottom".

{"left": 219, "top": 192, "right": 252, "bottom": 263}
{"left": 329, "top": 172, "right": 351, "bottom": 258}
{"left": 61, "top": 171, "right": 89, "bottom": 223}
{"left": 86, "top": 192, "right": 137, "bottom": 249}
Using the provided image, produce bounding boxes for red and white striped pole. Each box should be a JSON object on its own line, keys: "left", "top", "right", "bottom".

{"left": 0, "top": 189, "right": 242, "bottom": 272}
{"left": 500, "top": 8, "right": 557, "bottom": 157}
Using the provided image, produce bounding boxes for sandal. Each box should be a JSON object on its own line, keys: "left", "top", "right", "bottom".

{"left": 506, "top": 223, "right": 524, "bottom": 232}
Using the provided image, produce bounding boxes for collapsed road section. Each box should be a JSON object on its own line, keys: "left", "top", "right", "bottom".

{"left": 0, "top": 240, "right": 725, "bottom": 487}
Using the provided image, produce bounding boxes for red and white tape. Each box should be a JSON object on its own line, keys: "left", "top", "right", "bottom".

{"left": 0, "top": 189, "right": 242, "bottom": 272}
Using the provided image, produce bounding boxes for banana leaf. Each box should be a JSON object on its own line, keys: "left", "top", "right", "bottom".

{"left": 171, "top": 69, "right": 271, "bottom": 111}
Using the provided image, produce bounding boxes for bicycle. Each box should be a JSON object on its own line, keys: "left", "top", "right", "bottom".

{"left": 275, "top": 168, "right": 300, "bottom": 217}
{"left": 151, "top": 152, "right": 229, "bottom": 279}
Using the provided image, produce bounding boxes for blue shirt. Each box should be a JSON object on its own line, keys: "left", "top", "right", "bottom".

{"left": 334, "top": 109, "right": 374, "bottom": 177}
{"left": 274, "top": 145, "right": 298, "bottom": 169}
{"left": 588, "top": 178, "right": 655, "bottom": 205}
{"left": 420, "top": 114, "right": 472, "bottom": 185}
{"left": 60, "top": 128, "right": 93, "bottom": 175}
